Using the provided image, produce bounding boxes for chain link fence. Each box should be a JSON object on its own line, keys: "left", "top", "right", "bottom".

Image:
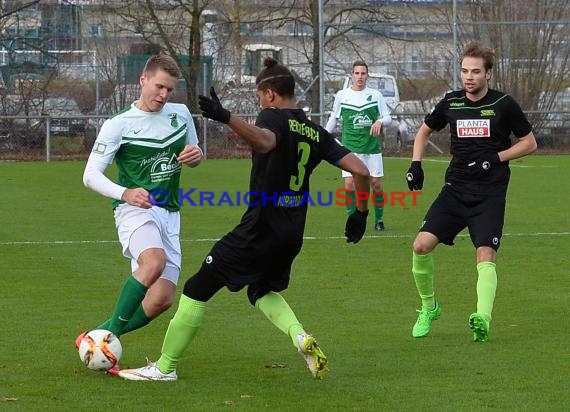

{"left": 1, "top": 110, "right": 568, "bottom": 162}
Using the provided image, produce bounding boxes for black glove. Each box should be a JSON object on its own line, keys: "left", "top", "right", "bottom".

{"left": 345, "top": 209, "right": 368, "bottom": 244}
{"left": 198, "top": 87, "right": 231, "bottom": 124}
{"left": 406, "top": 161, "right": 424, "bottom": 190}
{"left": 467, "top": 153, "right": 500, "bottom": 178}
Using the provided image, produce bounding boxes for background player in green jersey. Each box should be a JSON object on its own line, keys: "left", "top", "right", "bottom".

{"left": 405, "top": 41, "right": 537, "bottom": 342}
{"left": 79, "top": 54, "right": 203, "bottom": 372}
{"left": 325, "top": 61, "right": 392, "bottom": 231}
{"left": 118, "top": 57, "right": 370, "bottom": 382}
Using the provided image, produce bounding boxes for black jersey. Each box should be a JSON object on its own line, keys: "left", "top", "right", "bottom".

{"left": 425, "top": 89, "right": 532, "bottom": 195}
{"left": 215, "top": 107, "right": 350, "bottom": 267}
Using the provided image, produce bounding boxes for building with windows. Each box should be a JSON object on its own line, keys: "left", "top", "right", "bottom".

{"left": 1, "top": 1, "right": 568, "bottom": 110}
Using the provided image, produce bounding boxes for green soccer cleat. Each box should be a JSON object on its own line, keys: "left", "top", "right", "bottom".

{"left": 297, "top": 333, "right": 328, "bottom": 379}
{"left": 412, "top": 302, "right": 441, "bottom": 338}
{"left": 469, "top": 313, "right": 490, "bottom": 342}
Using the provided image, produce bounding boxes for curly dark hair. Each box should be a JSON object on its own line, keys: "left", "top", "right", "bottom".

{"left": 255, "top": 57, "right": 295, "bottom": 97}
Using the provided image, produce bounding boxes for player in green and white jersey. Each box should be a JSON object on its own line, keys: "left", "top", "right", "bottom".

{"left": 326, "top": 61, "right": 392, "bottom": 231}
{"left": 78, "top": 55, "right": 203, "bottom": 370}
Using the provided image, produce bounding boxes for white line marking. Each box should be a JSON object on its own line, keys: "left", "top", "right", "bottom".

{"left": 387, "top": 157, "right": 557, "bottom": 167}
{"left": 1, "top": 232, "right": 568, "bottom": 246}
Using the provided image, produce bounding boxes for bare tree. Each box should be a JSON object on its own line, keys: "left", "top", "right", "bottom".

{"left": 100, "top": 0, "right": 210, "bottom": 111}
{"left": 0, "top": 0, "right": 41, "bottom": 22}
{"left": 255, "top": 1, "right": 395, "bottom": 114}
{"left": 463, "top": 0, "right": 570, "bottom": 112}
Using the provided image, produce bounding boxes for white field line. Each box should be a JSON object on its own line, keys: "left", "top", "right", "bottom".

{"left": 387, "top": 157, "right": 558, "bottom": 168}
{"left": 1, "top": 231, "right": 568, "bottom": 246}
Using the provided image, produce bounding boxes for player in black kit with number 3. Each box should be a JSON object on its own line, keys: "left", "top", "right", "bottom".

{"left": 405, "top": 41, "right": 537, "bottom": 342}
{"left": 119, "top": 57, "right": 370, "bottom": 381}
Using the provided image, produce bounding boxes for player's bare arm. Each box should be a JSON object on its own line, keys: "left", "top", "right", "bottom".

{"left": 412, "top": 123, "right": 435, "bottom": 161}
{"left": 227, "top": 117, "right": 277, "bottom": 154}
{"left": 122, "top": 187, "right": 152, "bottom": 209}
{"left": 199, "top": 87, "right": 277, "bottom": 153}
{"left": 177, "top": 144, "right": 203, "bottom": 167}
{"left": 496, "top": 132, "right": 537, "bottom": 162}
{"left": 337, "top": 153, "right": 370, "bottom": 212}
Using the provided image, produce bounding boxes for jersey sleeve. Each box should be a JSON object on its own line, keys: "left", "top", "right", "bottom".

{"left": 83, "top": 157, "right": 126, "bottom": 200}
{"left": 88, "top": 117, "right": 123, "bottom": 164}
{"left": 182, "top": 105, "right": 199, "bottom": 145}
{"left": 325, "top": 90, "right": 344, "bottom": 133}
{"left": 255, "top": 109, "right": 287, "bottom": 145}
{"left": 319, "top": 127, "right": 351, "bottom": 165}
{"left": 375, "top": 91, "right": 392, "bottom": 126}
{"left": 325, "top": 114, "right": 337, "bottom": 133}
{"left": 505, "top": 95, "right": 533, "bottom": 138}
{"left": 423, "top": 96, "right": 449, "bottom": 131}
{"left": 330, "top": 90, "right": 343, "bottom": 119}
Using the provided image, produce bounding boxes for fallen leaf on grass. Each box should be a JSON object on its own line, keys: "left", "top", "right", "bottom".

{"left": 264, "top": 363, "right": 286, "bottom": 368}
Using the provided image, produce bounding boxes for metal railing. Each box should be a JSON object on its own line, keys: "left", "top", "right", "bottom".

{"left": 1, "top": 110, "right": 569, "bottom": 162}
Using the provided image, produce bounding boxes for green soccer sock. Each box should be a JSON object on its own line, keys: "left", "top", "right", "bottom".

{"left": 346, "top": 190, "right": 356, "bottom": 215}
{"left": 107, "top": 276, "right": 148, "bottom": 337}
{"left": 157, "top": 295, "right": 205, "bottom": 374}
{"left": 121, "top": 304, "right": 151, "bottom": 334}
{"left": 255, "top": 291, "right": 305, "bottom": 349}
{"left": 476, "top": 262, "right": 497, "bottom": 323}
{"left": 96, "top": 305, "right": 151, "bottom": 335}
{"left": 373, "top": 191, "right": 385, "bottom": 222}
{"left": 412, "top": 252, "right": 435, "bottom": 310}
{"left": 96, "top": 319, "right": 111, "bottom": 330}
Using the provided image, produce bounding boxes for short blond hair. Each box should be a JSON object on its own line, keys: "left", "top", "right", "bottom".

{"left": 142, "top": 54, "right": 181, "bottom": 78}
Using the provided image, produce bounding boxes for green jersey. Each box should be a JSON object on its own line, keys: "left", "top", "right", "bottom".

{"left": 90, "top": 102, "right": 198, "bottom": 211}
{"left": 330, "top": 86, "right": 391, "bottom": 154}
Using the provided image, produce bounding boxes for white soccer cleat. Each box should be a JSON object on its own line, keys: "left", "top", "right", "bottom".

{"left": 297, "top": 333, "right": 328, "bottom": 379}
{"left": 118, "top": 361, "right": 177, "bottom": 382}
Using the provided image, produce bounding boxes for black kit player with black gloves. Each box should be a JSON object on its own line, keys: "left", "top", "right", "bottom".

{"left": 118, "top": 58, "right": 371, "bottom": 383}
{"left": 404, "top": 41, "right": 537, "bottom": 343}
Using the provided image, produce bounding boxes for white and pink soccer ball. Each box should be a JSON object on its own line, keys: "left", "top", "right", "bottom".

{"left": 77, "top": 329, "right": 122, "bottom": 371}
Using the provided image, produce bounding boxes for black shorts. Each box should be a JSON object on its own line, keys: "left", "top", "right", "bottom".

{"left": 420, "top": 185, "right": 506, "bottom": 250}
{"left": 194, "top": 231, "right": 303, "bottom": 305}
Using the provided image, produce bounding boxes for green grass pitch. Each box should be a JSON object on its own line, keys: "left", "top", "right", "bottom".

{"left": 0, "top": 155, "right": 568, "bottom": 411}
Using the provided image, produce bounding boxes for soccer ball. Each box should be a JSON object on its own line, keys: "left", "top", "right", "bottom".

{"left": 78, "top": 329, "right": 122, "bottom": 371}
